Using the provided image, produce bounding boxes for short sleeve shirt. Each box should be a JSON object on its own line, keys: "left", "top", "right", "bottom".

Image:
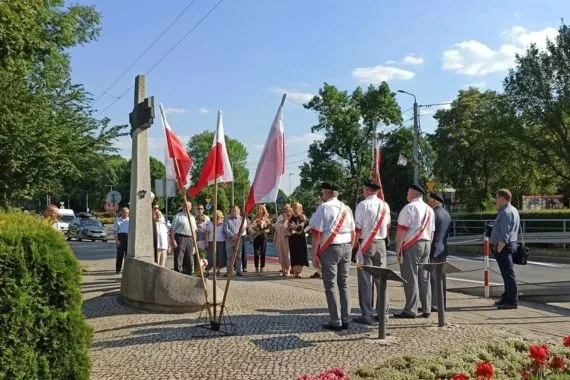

{"left": 113, "top": 217, "right": 129, "bottom": 234}
{"left": 355, "top": 195, "right": 391, "bottom": 240}
{"left": 397, "top": 197, "right": 435, "bottom": 242}
{"left": 171, "top": 212, "right": 197, "bottom": 236}
{"left": 309, "top": 197, "right": 355, "bottom": 244}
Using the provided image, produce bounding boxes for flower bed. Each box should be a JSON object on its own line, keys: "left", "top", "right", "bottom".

{"left": 348, "top": 338, "right": 570, "bottom": 380}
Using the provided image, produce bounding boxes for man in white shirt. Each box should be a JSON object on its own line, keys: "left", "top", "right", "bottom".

{"left": 113, "top": 207, "right": 130, "bottom": 274}
{"left": 310, "top": 181, "right": 355, "bottom": 331}
{"left": 394, "top": 184, "right": 435, "bottom": 318}
{"left": 353, "top": 180, "right": 391, "bottom": 325}
{"left": 170, "top": 201, "right": 198, "bottom": 275}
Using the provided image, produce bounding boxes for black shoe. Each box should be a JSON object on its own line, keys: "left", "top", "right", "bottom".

{"left": 421, "top": 313, "right": 431, "bottom": 318}
{"left": 497, "top": 303, "right": 518, "bottom": 310}
{"left": 494, "top": 299, "right": 505, "bottom": 306}
{"left": 236, "top": 272, "right": 243, "bottom": 277}
{"left": 242, "top": 268, "right": 248, "bottom": 273}
{"left": 323, "top": 323, "right": 343, "bottom": 331}
{"left": 342, "top": 322, "right": 349, "bottom": 330}
{"left": 353, "top": 316, "right": 374, "bottom": 325}
{"left": 310, "top": 272, "right": 321, "bottom": 279}
{"left": 393, "top": 312, "right": 416, "bottom": 319}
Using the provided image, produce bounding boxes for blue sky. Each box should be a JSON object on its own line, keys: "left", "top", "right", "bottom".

{"left": 69, "top": 0, "right": 569, "bottom": 194}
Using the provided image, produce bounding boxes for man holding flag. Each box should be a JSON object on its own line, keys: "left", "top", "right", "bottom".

{"left": 353, "top": 179, "right": 391, "bottom": 325}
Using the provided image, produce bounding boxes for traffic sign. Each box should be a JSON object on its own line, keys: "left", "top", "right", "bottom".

{"left": 426, "top": 181, "right": 436, "bottom": 192}
{"left": 205, "top": 204, "right": 212, "bottom": 210}
{"left": 205, "top": 198, "right": 211, "bottom": 204}
{"left": 277, "top": 196, "right": 286, "bottom": 205}
{"left": 106, "top": 190, "right": 122, "bottom": 205}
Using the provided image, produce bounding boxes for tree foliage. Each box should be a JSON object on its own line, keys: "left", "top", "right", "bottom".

{"left": 186, "top": 131, "right": 250, "bottom": 215}
{"left": 299, "top": 82, "right": 403, "bottom": 209}
{"left": 0, "top": 1, "right": 126, "bottom": 209}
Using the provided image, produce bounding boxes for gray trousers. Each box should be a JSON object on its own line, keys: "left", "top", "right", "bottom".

{"left": 226, "top": 240, "right": 242, "bottom": 274}
{"left": 429, "top": 254, "right": 447, "bottom": 309}
{"left": 399, "top": 240, "right": 431, "bottom": 315}
{"left": 357, "top": 240, "right": 387, "bottom": 321}
{"left": 321, "top": 243, "right": 352, "bottom": 326}
{"left": 174, "top": 235, "right": 194, "bottom": 275}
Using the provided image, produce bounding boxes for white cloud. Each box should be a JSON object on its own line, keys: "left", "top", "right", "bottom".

{"left": 442, "top": 26, "right": 558, "bottom": 77}
{"left": 352, "top": 65, "right": 415, "bottom": 83}
{"left": 420, "top": 101, "right": 452, "bottom": 116}
{"left": 287, "top": 132, "right": 325, "bottom": 145}
{"left": 271, "top": 88, "right": 314, "bottom": 105}
{"left": 198, "top": 108, "right": 210, "bottom": 114}
{"left": 466, "top": 81, "right": 486, "bottom": 88}
{"left": 386, "top": 54, "right": 424, "bottom": 65}
{"left": 163, "top": 107, "right": 189, "bottom": 115}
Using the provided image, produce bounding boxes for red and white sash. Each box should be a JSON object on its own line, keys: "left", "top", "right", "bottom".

{"left": 317, "top": 203, "right": 348, "bottom": 256}
{"left": 402, "top": 209, "right": 431, "bottom": 252}
{"left": 359, "top": 201, "right": 388, "bottom": 254}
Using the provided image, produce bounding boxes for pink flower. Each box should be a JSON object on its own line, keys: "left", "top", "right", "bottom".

{"left": 529, "top": 344, "right": 549, "bottom": 366}
{"left": 551, "top": 356, "right": 567, "bottom": 370}
{"left": 452, "top": 373, "right": 470, "bottom": 380}
{"left": 296, "top": 375, "right": 314, "bottom": 380}
{"left": 316, "top": 368, "right": 348, "bottom": 380}
{"left": 475, "top": 361, "right": 494, "bottom": 379}
{"left": 563, "top": 336, "right": 570, "bottom": 347}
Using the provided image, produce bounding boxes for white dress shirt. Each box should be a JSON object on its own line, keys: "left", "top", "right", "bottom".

{"left": 355, "top": 195, "right": 391, "bottom": 240}
{"left": 309, "top": 197, "right": 355, "bottom": 244}
{"left": 397, "top": 197, "right": 435, "bottom": 242}
{"left": 113, "top": 217, "right": 129, "bottom": 234}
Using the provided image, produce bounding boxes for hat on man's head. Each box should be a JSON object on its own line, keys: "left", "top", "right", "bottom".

{"left": 321, "top": 181, "right": 340, "bottom": 191}
{"left": 363, "top": 179, "right": 381, "bottom": 190}
{"left": 409, "top": 184, "right": 425, "bottom": 195}
{"left": 429, "top": 192, "right": 445, "bottom": 204}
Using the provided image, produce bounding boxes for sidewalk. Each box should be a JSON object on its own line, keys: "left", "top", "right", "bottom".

{"left": 81, "top": 252, "right": 570, "bottom": 380}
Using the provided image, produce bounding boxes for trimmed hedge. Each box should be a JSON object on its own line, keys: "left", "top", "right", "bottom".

{"left": 0, "top": 212, "right": 92, "bottom": 380}
{"left": 452, "top": 209, "right": 570, "bottom": 220}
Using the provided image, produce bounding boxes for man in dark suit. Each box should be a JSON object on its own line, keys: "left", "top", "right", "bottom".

{"left": 428, "top": 192, "right": 452, "bottom": 311}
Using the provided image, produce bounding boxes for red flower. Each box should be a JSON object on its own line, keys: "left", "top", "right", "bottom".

{"left": 520, "top": 368, "right": 531, "bottom": 380}
{"left": 529, "top": 344, "right": 550, "bottom": 366}
{"left": 452, "top": 373, "right": 470, "bottom": 380}
{"left": 563, "top": 336, "right": 570, "bottom": 347}
{"left": 551, "top": 356, "right": 567, "bottom": 370}
{"left": 296, "top": 375, "right": 314, "bottom": 380}
{"left": 475, "top": 361, "right": 494, "bottom": 379}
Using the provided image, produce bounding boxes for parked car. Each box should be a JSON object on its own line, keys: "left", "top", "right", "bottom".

{"left": 55, "top": 208, "right": 75, "bottom": 233}
{"left": 67, "top": 216, "right": 108, "bottom": 242}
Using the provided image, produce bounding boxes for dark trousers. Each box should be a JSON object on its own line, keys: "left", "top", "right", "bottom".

{"left": 241, "top": 239, "right": 247, "bottom": 270}
{"left": 116, "top": 233, "right": 128, "bottom": 273}
{"left": 429, "top": 254, "right": 447, "bottom": 309}
{"left": 253, "top": 235, "right": 267, "bottom": 269}
{"left": 174, "top": 234, "right": 194, "bottom": 275}
{"left": 494, "top": 242, "right": 518, "bottom": 305}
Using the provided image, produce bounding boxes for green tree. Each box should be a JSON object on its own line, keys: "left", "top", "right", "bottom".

{"left": 299, "top": 82, "right": 402, "bottom": 209}
{"left": 504, "top": 23, "right": 570, "bottom": 184}
{"left": 0, "top": 1, "right": 126, "bottom": 209}
{"left": 186, "top": 131, "right": 249, "bottom": 216}
{"left": 114, "top": 157, "right": 166, "bottom": 209}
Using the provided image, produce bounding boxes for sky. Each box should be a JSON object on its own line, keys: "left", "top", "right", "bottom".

{"left": 69, "top": 0, "right": 569, "bottom": 194}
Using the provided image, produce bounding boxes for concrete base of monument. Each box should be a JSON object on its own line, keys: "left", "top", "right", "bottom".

{"left": 120, "top": 256, "right": 222, "bottom": 313}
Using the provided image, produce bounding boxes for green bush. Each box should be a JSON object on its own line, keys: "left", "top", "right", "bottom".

{"left": 0, "top": 212, "right": 92, "bottom": 379}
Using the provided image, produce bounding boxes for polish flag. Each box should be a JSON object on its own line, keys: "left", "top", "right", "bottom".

{"left": 188, "top": 110, "right": 233, "bottom": 196}
{"left": 159, "top": 104, "right": 193, "bottom": 189}
{"left": 371, "top": 134, "right": 385, "bottom": 200}
{"left": 245, "top": 94, "right": 286, "bottom": 215}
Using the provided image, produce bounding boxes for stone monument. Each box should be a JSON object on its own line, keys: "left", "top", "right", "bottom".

{"left": 121, "top": 74, "right": 221, "bottom": 313}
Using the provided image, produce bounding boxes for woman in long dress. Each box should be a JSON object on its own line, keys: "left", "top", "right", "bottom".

{"left": 274, "top": 206, "right": 292, "bottom": 276}
{"left": 205, "top": 210, "right": 226, "bottom": 276}
{"left": 287, "top": 202, "right": 309, "bottom": 278}
{"left": 153, "top": 210, "right": 169, "bottom": 267}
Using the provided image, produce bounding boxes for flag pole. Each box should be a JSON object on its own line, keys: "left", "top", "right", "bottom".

{"left": 173, "top": 159, "right": 212, "bottom": 320}
{"left": 211, "top": 155, "right": 219, "bottom": 324}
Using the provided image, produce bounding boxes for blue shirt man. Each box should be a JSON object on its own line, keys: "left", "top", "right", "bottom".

{"left": 490, "top": 189, "right": 520, "bottom": 309}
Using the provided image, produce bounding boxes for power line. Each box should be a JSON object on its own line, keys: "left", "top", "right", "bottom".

{"left": 96, "top": 0, "right": 226, "bottom": 118}
{"left": 93, "top": 0, "right": 200, "bottom": 105}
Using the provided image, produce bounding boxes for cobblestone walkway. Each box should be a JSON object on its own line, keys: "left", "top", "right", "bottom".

{"left": 81, "top": 255, "right": 570, "bottom": 380}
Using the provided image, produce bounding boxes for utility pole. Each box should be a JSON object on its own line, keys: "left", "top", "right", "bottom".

{"left": 397, "top": 90, "right": 420, "bottom": 185}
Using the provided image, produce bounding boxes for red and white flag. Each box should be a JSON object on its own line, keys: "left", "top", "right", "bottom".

{"left": 188, "top": 110, "right": 233, "bottom": 196}
{"left": 371, "top": 134, "right": 385, "bottom": 200}
{"left": 245, "top": 94, "right": 286, "bottom": 215}
{"left": 159, "top": 104, "right": 193, "bottom": 189}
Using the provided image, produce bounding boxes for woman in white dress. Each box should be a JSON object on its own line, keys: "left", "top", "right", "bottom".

{"left": 153, "top": 210, "right": 169, "bottom": 267}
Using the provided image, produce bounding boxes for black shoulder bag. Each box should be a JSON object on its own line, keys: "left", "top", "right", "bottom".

{"left": 513, "top": 222, "right": 530, "bottom": 265}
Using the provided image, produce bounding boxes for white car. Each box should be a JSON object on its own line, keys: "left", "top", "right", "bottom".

{"left": 56, "top": 208, "right": 75, "bottom": 233}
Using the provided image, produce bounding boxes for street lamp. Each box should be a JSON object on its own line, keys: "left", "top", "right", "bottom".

{"left": 397, "top": 89, "right": 419, "bottom": 185}
{"left": 288, "top": 173, "right": 295, "bottom": 203}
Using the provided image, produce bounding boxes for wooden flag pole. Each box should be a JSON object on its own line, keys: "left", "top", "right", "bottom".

{"left": 211, "top": 158, "right": 219, "bottom": 323}
{"left": 173, "top": 159, "right": 212, "bottom": 320}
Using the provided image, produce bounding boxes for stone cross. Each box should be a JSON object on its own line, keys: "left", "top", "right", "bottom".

{"left": 127, "top": 75, "right": 155, "bottom": 260}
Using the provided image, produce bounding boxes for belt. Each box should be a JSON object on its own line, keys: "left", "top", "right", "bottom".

{"left": 175, "top": 233, "right": 191, "bottom": 238}
{"left": 117, "top": 233, "right": 128, "bottom": 236}
{"left": 358, "top": 238, "right": 385, "bottom": 242}
{"left": 330, "top": 242, "right": 351, "bottom": 246}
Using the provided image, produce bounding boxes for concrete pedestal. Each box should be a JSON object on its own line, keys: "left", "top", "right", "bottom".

{"left": 121, "top": 256, "right": 221, "bottom": 313}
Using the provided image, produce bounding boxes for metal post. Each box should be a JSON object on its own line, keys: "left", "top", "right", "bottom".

{"left": 436, "top": 267, "right": 445, "bottom": 327}
{"left": 453, "top": 220, "right": 457, "bottom": 237}
{"left": 86, "top": 191, "right": 89, "bottom": 212}
{"left": 412, "top": 101, "right": 419, "bottom": 185}
{"left": 377, "top": 274, "right": 388, "bottom": 339}
{"left": 564, "top": 220, "right": 567, "bottom": 255}
{"left": 483, "top": 236, "right": 490, "bottom": 298}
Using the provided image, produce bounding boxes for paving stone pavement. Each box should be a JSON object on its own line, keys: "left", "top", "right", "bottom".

{"left": 81, "top": 250, "right": 570, "bottom": 380}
